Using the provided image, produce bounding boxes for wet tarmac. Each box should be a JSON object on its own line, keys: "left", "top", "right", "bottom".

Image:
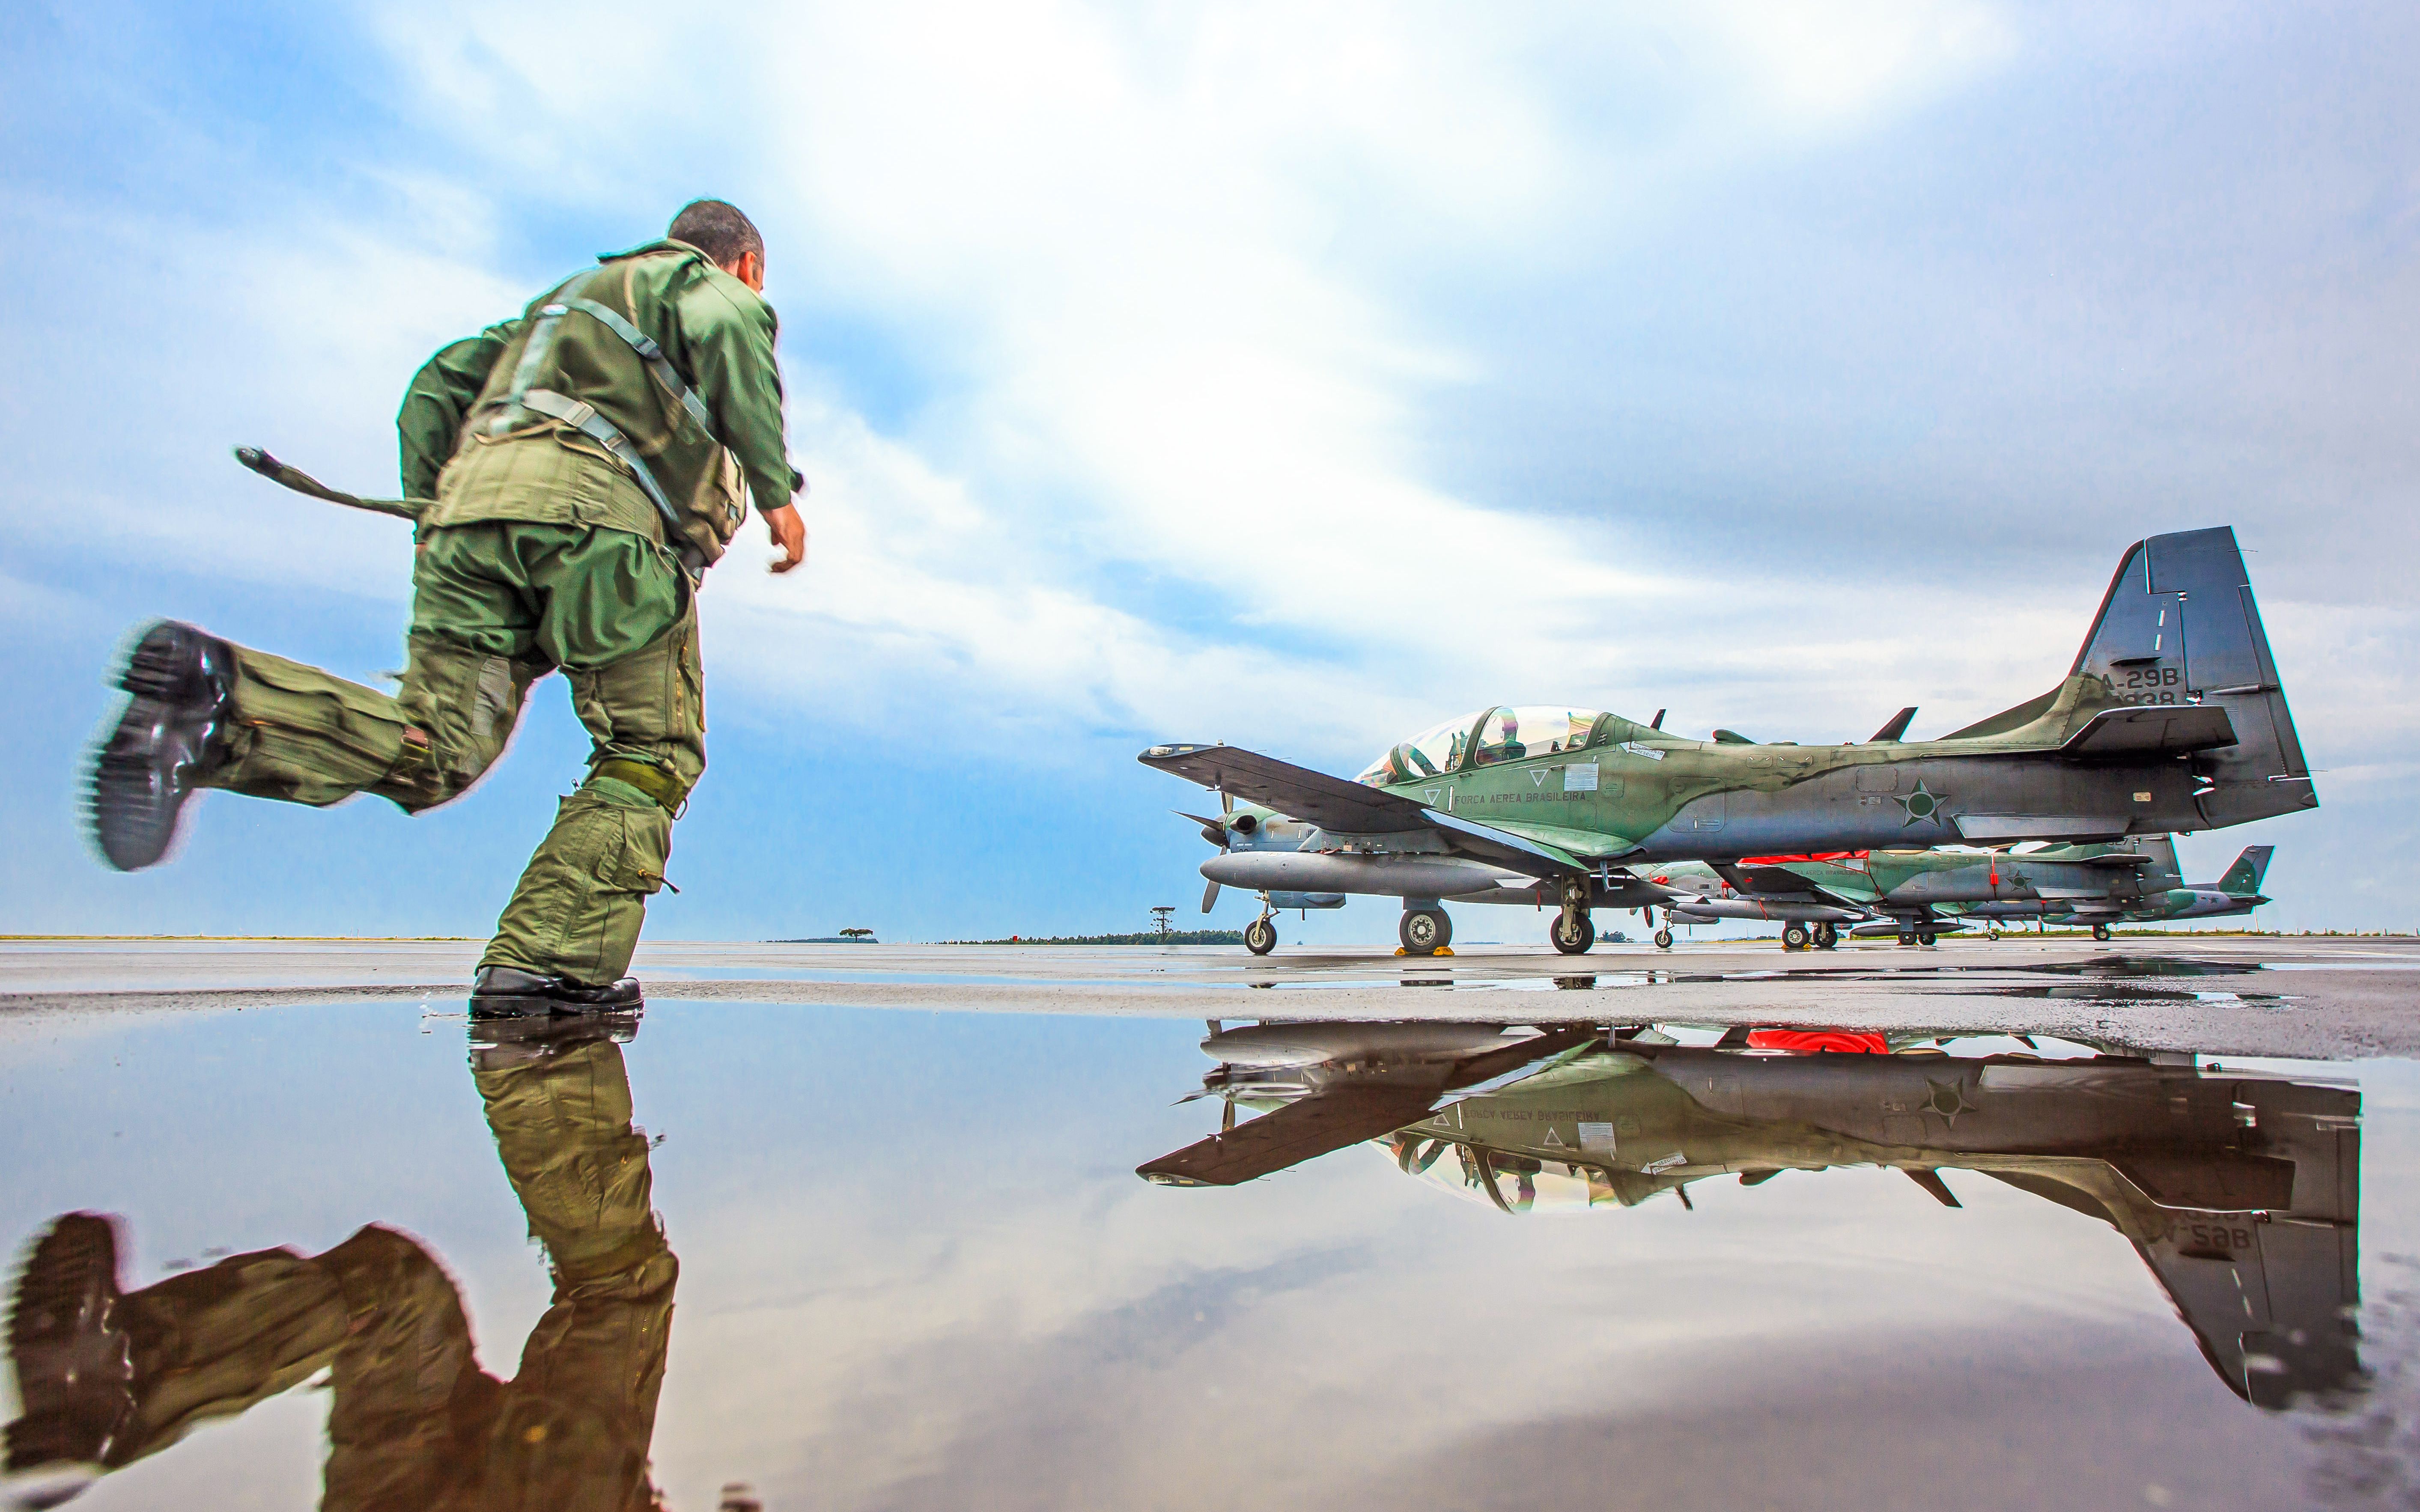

{"left": 2, "top": 940, "right": 2416, "bottom": 1509}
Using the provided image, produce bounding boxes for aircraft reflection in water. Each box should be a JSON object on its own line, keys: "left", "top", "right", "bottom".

{"left": 1141, "top": 1020, "right": 2363, "bottom": 1409}
{"left": 2, "top": 1017, "right": 683, "bottom": 1510}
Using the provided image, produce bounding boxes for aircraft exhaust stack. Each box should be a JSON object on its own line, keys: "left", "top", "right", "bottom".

{"left": 2067, "top": 527, "right": 2315, "bottom": 828}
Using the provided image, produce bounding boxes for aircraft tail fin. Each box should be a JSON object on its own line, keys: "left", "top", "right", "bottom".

{"left": 2128, "top": 833, "right": 2183, "bottom": 888}
{"left": 2218, "top": 845, "right": 2274, "bottom": 898}
{"left": 2069, "top": 527, "right": 2315, "bottom": 827}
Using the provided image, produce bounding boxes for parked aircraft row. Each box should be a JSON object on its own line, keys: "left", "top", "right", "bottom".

{"left": 1143, "top": 527, "right": 2310, "bottom": 955}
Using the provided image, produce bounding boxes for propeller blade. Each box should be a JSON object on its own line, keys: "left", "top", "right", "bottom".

{"left": 1202, "top": 879, "right": 1222, "bottom": 914}
{"left": 1175, "top": 810, "right": 1230, "bottom": 847}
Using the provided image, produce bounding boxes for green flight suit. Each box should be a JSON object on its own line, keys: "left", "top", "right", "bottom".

{"left": 195, "top": 237, "right": 804, "bottom": 985}
{"left": 62, "top": 1036, "right": 677, "bottom": 1509}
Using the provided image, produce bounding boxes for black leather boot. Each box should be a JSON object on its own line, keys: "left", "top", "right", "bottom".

{"left": 468, "top": 965, "right": 645, "bottom": 1018}
{"left": 5, "top": 1213, "right": 137, "bottom": 1479}
{"left": 87, "top": 621, "right": 236, "bottom": 872}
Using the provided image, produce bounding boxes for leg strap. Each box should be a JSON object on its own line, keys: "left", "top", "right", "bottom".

{"left": 592, "top": 757, "right": 691, "bottom": 816}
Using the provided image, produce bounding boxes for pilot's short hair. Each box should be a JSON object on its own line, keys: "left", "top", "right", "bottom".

{"left": 668, "top": 200, "right": 764, "bottom": 268}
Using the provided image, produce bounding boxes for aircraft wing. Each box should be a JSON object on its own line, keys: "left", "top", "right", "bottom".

{"left": 1710, "top": 862, "right": 1877, "bottom": 910}
{"left": 1137, "top": 1027, "right": 1599, "bottom": 1187}
{"left": 1136, "top": 1084, "right": 1446, "bottom": 1186}
{"left": 1138, "top": 744, "right": 1432, "bottom": 833}
{"left": 1711, "top": 862, "right": 1822, "bottom": 896}
{"left": 1140, "top": 743, "right": 1612, "bottom": 878}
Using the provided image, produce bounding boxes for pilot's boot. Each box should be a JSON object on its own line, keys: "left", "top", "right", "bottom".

{"left": 5, "top": 1214, "right": 137, "bottom": 1479}
{"left": 468, "top": 994, "right": 643, "bottom": 1063}
{"left": 469, "top": 965, "right": 645, "bottom": 1019}
{"left": 87, "top": 622, "right": 236, "bottom": 871}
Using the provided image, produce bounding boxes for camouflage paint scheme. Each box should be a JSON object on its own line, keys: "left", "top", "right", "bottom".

{"left": 1147, "top": 527, "right": 2315, "bottom": 953}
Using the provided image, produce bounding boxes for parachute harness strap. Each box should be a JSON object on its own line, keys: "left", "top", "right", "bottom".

{"left": 487, "top": 265, "right": 715, "bottom": 581}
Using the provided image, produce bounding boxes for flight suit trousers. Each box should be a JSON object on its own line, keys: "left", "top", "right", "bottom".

{"left": 195, "top": 522, "right": 705, "bottom": 985}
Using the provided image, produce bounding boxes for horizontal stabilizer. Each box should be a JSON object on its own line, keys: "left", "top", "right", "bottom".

{"left": 2058, "top": 704, "right": 2237, "bottom": 758}
{"left": 1138, "top": 1085, "right": 1446, "bottom": 1186}
{"left": 1138, "top": 744, "right": 1431, "bottom": 833}
{"left": 1868, "top": 707, "right": 1918, "bottom": 743}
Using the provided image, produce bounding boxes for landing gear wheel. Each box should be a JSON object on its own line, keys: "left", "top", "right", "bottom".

{"left": 2092, "top": 923, "right": 2112, "bottom": 943}
{"left": 1244, "top": 917, "right": 1277, "bottom": 955}
{"left": 1400, "top": 908, "right": 1450, "bottom": 955}
{"left": 1552, "top": 912, "right": 1595, "bottom": 954}
{"left": 1917, "top": 929, "right": 1938, "bottom": 946}
{"left": 1814, "top": 923, "right": 1839, "bottom": 950}
{"left": 1782, "top": 923, "right": 1811, "bottom": 951}
{"left": 1897, "top": 930, "right": 1918, "bottom": 947}
{"left": 1653, "top": 928, "right": 1674, "bottom": 950}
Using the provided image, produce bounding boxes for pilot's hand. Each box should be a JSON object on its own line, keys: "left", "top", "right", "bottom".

{"left": 762, "top": 503, "right": 807, "bottom": 574}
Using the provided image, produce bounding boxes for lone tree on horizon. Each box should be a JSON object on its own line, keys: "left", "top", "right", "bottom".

{"left": 839, "top": 927, "right": 874, "bottom": 940}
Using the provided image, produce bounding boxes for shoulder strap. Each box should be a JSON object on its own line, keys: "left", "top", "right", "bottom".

{"left": 559, "top": 295, "right": 720, "bottom": 439}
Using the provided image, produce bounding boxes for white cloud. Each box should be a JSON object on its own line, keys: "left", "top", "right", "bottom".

{"left": 332, "top": 0, "right": 2027, "bottom": 761}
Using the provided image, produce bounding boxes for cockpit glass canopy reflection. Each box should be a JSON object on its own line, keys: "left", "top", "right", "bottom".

{"left": 1357, "top": 705, "right": 1608, "bottom": 785}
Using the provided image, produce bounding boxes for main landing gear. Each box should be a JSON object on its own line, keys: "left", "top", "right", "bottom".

{"left": 1896, "top": 928, "right": 1939, "bottom": 947}
{"left": 2092, "top": 923, "right": 2113, "bottom": 943}
{"left": 1779, "top": 922, "right": 1840, "bottom": 951}
{"left": 1244, "top": 915, "right": 1277, "bottom": 955}
{"left": 1400, "top": 907, "right": 1452, "bottom": 955}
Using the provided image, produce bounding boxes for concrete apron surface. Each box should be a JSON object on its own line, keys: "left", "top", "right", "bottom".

{"left": 2, "top": 935, "right": 2415, "bottom": 1062}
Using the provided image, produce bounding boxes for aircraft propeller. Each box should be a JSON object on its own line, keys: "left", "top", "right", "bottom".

{"left": 1182, "top": 789, "right": 1236, "bottom": 912}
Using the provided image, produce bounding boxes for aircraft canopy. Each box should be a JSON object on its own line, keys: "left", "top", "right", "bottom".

{"left": 1355, "top": 705, "right": 1607, "bottom": 786}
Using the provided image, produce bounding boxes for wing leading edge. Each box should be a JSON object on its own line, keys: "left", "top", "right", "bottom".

{"left": 1138, "top": 744, "right": 1432, "bottom": 833}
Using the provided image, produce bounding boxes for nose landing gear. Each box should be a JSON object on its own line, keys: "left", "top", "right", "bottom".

{"left": 1550, "top": 876, "right": 1594, "bottom": 955}
{"left": 1244, "top": 914, "right": 1277, "bottom": 955}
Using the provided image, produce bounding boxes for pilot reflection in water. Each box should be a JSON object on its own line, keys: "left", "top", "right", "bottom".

{"left": 3, "top": 1022, "right": 675, "bottom": 1509}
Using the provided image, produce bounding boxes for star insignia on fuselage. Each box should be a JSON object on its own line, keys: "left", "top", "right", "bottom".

{"left": 1924, "top": 1078, "right": 1970, "bottom": 1124}
{"left": 1894, "top": 780, "right": 1949, "bottom": 828}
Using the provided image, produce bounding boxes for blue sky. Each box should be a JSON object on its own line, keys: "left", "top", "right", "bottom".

{"left": 2, "top": 1, "right": 2414, "bottom": 942}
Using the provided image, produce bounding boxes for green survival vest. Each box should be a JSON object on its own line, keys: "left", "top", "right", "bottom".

{"left": 455, "top": 247, "right": 749, "bottom": 580}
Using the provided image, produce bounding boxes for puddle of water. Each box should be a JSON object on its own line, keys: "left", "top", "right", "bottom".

{"left": 0, "top": 1003, "right": 2412, "bottom": 1511}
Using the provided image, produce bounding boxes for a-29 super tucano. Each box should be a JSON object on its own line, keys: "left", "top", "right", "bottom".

{"left": 1141, "top": 527, "right": 2315, "bottom": 956}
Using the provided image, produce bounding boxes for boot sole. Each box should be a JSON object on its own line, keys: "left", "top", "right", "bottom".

{"left": 87, "top": 624, "right": 230, "bottom": 872}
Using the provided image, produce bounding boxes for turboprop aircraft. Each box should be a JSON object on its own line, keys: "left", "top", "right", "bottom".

{"left": 1644, "top": 837, "right": 2276, "bottom": 949}
{"left": 1949, "top": 842, "right": 2274, "bottom": 938}
{"left": 1143, "top": 527, "right": 2314, "bottom": 956}
{"left": 1138, "top": 1019, "right": 2362, "bottom": 1408}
